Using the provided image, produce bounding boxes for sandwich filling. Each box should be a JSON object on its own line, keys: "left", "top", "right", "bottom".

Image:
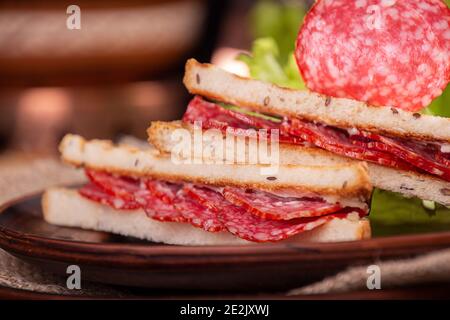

{"left": 78, "top": 169, "right": 368, "bottom": 243}
{"left": 183, "top": 96, "right": 450, "bottom": 182}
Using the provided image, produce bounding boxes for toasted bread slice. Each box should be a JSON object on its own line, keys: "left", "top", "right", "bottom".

{"left": 148, "top": 121, "right": 450, "bottom": 205}
{"left": 59, "top": 134, "right": 372, "bottom": 199}
{"left": 148, "top": 121, "right": 353, "bottom": 166}
{"left": 42, "top": 188, "right": 371, "bottom": 245}
{"left": 184, "top": 59, "right": 450, "bottom": 142}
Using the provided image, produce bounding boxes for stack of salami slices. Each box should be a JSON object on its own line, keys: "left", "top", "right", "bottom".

{"left": 79, "top": 169, "right": 367, "bottom": 242}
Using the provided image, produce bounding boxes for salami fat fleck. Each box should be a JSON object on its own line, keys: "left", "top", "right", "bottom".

{"left": 296, "top": 0, "right": 450, "bottom": 111}
{"left": 222, "top": 187, "right": 343, "bottom": 220}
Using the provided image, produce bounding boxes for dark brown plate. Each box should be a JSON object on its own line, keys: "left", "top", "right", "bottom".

{"left": 2, "top": 193, "right": 450, "bottom": 292}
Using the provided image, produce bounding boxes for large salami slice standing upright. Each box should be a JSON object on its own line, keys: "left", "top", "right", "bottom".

{"left": 295, "top": 0, "right": 450, "bottom": 111}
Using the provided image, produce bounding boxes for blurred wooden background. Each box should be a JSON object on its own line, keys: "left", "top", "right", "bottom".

{"left": 0, "top": 0, "right": 277, "bottom": 154}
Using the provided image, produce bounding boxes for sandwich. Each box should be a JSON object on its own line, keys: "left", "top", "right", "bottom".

{"left": 170, "top": 59, "right": 450, "bottom": 206}
{"left": 42, "top": 134, "right": 372, "bottom": 245}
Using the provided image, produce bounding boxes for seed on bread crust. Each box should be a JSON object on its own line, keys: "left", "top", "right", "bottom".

{"left": 400, "top": 184, "right": 415, "bottom": 191}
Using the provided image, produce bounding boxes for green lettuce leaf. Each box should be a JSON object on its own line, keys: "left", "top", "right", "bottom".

{"left": 423, "top": 84, "right": 450, "bottom": 117}
{"left": 238, "top": 38, "right": 304, "bottom": 90}
{"left": 249, "top": 0, "right": 305, "bottom": 64}
{"left": 370, "top": 189, "right": 450, "bottom": 236}
{"left": 238, "top": 0, "right": 306, "bottom": 90}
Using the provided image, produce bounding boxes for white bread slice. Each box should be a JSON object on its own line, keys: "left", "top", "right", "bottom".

{"left": 184, "top": 59, "right": 450, "bottom": 142}
{"left": 42, "top": 188, "right": 371, "bottom": 245}
{"left": 148, "top": 121, "right": 450, "bottom": 206}
{"left": 59, "top": 134, "right": 372, "bottom": 199}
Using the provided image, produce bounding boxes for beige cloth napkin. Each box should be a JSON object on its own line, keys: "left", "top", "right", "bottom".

{"left": 0, "top": 153, "right": 449, "bottom": 297}
{"left": 0, "top": 153, "right": 128, "bottom": 297}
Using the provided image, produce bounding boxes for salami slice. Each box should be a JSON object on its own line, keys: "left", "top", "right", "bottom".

{"left": 85, "top": 169, "right": 141, "bottom": 201}
{"left": 285, "top": 118, "right": 416, "bottom": 171}
{"left": 296, "top": 0, "right": 450, "bottom": 111}
{"left": 79, "top": 183, "right": 141, "bottom": 210}
{"left": 183, "top": 96, "right": 298, "bottom": 144}
{"left": 174, "top": 187, "right": 225, "bottom": 232}
{"left": 352, "top": 130, "right": 450, "bottom": 180}
{"left": 145, "top": 179, "right": 181, "bottom": 203}
{"left": 143, "top": 180, "right": 186, "bottom": 222}
{"left": 222, "top": 187, "right": 343, "bottom": 220}
{"left": 219, "top": 206, "right": 363, "bottom": 243}
{"left": 182, "top": 184, "right": 225, "bottom": 211}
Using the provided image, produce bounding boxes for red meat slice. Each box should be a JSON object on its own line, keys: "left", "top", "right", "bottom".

{"left": 174, "top": 187, "right": 225, "bottom": 232}
{"left": 85, "top": 169, "right": 141, "bottom": 201}
{"left": 295, "top": 0, "right": 450, "bottom": 111}
{"left": 285, "top": 119, "right": 416, "bottom": 171}
{"left": 222, "top": 187, "right": 345, "bottom": 220}
{"left": 182, "top": 96, "right": 298, "bottom": 144}
{"left": 219, "top": 206, "right": 365, "bottom": 243}
{"left": 79, "top": 183, "right": 141, "bottom": 210}
{"left": 351, "top": 130, "right": 450, "bottom": 180}
{"left": 142, "top": 180, "right": 186, "bottom": 222}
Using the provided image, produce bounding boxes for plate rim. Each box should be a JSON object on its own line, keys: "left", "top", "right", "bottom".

{"left": 2, "top": 192, "right": 450, "bottom": 269}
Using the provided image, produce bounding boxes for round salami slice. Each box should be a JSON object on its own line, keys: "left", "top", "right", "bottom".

{"left": 219, "top": 207, "right": 362, "bottom": 243}
{"left": 174, "top": 187, "right": 225, "bottom": 232}
{"left": 79, "top": 183, "right": 141, "bottom": 210}
{"left": 296, "top": 0, "right": 450, "bottom": 111}
{"left": 222, "top": 187, "right": 343, "bottom": 220}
